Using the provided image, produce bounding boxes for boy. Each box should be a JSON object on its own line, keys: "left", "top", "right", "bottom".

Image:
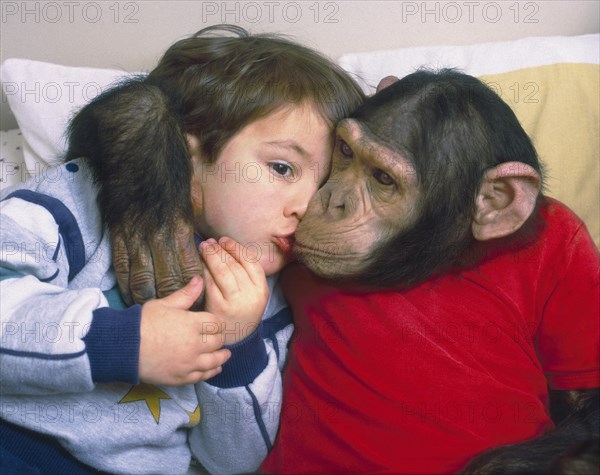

{"left": 0, "top": 26, "right": 364, "bottom": 474}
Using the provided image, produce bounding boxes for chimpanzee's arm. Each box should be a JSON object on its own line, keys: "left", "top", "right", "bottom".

{"left": 65, "top": 76, "right": 202, "bottom": 304}
{"left": 462, "top": 388, "right": 599, "bottom": 474}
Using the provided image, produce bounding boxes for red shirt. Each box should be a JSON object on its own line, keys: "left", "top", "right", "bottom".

{"left": 262, "top": 199, "right": 599, "bottom": 474}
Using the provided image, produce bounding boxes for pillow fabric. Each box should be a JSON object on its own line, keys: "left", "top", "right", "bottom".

{"left": 338, "top": 34, "right": 599, "bottom": 93}
{"left": 1, "top": 58, "right": 134, "bottom": 173}
{"left": 479, "top": 63, "right": 599, "bottom": 247}
{"left": 338, "top": 34, "right": 600, "bottom": 247}
{"left": 0, "top": 128, "right": 26, "bottom": 191}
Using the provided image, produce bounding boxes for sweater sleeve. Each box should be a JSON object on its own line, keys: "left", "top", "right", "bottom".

{"left": 83, "top": 305, "right": 141, "bottom": 384}
{"left": 189, "top": 305, "right": 293, "bottom": 475}
{"left": 0, "top": 193, "right": 140, "bottom": 395}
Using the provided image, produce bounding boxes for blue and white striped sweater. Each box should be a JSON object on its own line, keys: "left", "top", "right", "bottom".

{"left": 0, "top": 159, "right": 292, "bottom": 475}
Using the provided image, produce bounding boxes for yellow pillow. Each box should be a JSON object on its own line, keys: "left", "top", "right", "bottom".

{"left": 480, "top": 64, "right": 599, "bottom": 248}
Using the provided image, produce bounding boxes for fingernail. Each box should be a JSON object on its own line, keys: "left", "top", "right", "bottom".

{"left": 221, "top": 239, "right": 234, "bottom": 250}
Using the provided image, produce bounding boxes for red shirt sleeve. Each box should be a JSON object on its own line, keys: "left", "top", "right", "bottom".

{"left": 536, "top": 220, "right": 600, "bottom": 390}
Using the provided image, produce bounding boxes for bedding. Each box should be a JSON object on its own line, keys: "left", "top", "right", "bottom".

{"left": 338, "top": 34, "right": 599, "bottom": 248}
{"left": 0, "top": 128, "right": 26, "bottom": 188}
{"left": 0, "top": 59, "right": 131, "bottom": 179}
{"left": 1, "top": 34, "right": 598, "bottom": 246}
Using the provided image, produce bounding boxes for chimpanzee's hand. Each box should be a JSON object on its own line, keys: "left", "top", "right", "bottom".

{"left": 461, "top": 439, "right": 560, "bottom": 475}
{"left": 462, "top": 438, "right": 599, "bottom": 475}
{"left": 462, "top": 393, "right": 599, "bottom": 475}
{"left": 111, "top": 217, "right": 204, "bottom": 306}
{"left": 64, "top": 76, "right": 202, "bottom": 306}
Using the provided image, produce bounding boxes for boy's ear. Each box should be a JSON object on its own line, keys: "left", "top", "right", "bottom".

{"left": 186, "top": 134, "right": 202, "bottom": 161}
{"left": 188, "top": 133, "right": 204, "bottom": 215}
{"left": 472, "top": 162, "right": 541, "bottom": 241}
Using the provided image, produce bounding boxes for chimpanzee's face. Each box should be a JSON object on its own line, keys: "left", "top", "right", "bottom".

{"left": 293, "top": 118, "right": 422, "bottom": 279}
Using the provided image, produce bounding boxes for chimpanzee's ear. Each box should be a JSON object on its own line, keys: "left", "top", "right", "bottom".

{"left": 376, "top": 76, "right": 400, "bottom": 93}
{"left": 472, "top": 162, "right": 541, "bottom": 241}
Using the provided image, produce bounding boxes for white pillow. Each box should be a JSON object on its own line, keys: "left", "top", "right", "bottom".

{"left": 0, "top": 58, "right": 135, "bottom": 173}
{"left": 338, "top": 33, "right": 599, "bottom": 92}
{"left": 0, "top": 128, "right": 26, "bottom": 190}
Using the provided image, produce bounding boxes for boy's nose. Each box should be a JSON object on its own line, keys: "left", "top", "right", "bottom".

{"left": 283, "top": 184, "right": 314, "bottom": 220}
{"left": 284, "top": 197, "right": 308, "bottom": 220}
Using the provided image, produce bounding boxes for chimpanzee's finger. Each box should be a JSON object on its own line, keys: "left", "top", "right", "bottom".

{"left": 111, "top": 232, "right": 133, "bottom": 305}
{"left": 153, "top": 251, "right": 185, "bottom": 299}
{"left": 151, "top": 231, "right": 186, "bottom": 300}
{"left": 152, "top": 218, "right": 203, "bottom": 300}
{"left": 128, "top": 239, "right": 157, "bottom": 304}
{"left": 175, "top": 222, "right": 205, "bottom": 303}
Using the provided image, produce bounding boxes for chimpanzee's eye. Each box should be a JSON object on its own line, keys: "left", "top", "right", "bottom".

{"left": 339, "top": 140, "right": 353, "bottom": 158}
{"left": 373, "top": 168, "right": 395, "bottom": 186}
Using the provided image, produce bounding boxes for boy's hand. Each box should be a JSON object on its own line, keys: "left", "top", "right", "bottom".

{"left": 139, "top": 276, "right": 231, "bottom": 386}
{"left": 200, "top": 237, "right": 269, "bottom": 345}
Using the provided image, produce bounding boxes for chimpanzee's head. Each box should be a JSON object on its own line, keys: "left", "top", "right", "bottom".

{"left": 294, "top": 69, "right": 542, "bottom": 288}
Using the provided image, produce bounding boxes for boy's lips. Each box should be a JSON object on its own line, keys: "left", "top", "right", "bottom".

{"left": 274, "top": 235, "right": 295, "bottom": 254}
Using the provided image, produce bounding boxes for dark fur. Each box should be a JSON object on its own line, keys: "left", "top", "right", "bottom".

{"left": 65, "top": 76, "right": 193, "bottom": 237}
{"left": 349, "top": 70, "right": 543, "bottom": 288}
{"left": 462, "top": 389, "right": 599, "bottom": 474}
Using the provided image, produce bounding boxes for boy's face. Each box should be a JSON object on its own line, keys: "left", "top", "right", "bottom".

{"left": 190, "top": 103, "right": 332, "bottom": 276}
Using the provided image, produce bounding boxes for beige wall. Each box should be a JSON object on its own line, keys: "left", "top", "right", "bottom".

{"left": 1, "top": 0, "right": 599, "bottom": 129}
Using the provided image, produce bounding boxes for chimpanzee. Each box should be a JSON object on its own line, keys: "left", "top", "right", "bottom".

{"left": 73, "top": 69, "right": 599, "bottom": 473}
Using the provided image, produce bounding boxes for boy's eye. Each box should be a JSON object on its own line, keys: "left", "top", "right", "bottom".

{"left": 270, "top": 162, "right": 294, "bottom": 178}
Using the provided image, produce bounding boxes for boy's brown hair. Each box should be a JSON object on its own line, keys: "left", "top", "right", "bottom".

{"left": 150, "top": 24, "right": 365, "bottom": 162}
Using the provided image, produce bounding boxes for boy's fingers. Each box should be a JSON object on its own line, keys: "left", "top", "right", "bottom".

{"left": 196, "top": 348, "right": 231, "bottom": 371}
{"left": 201, "top": 261, "right": 225, "bottom": 303}
{"left": 190, "top": 367, "right": 223, "bottom": 383}
{"left": 200, "top": 240, "right": 241, "bottom": 295}
{"left": 191, "top": 332, "right": 225, "bottom": 353}
{"left": 197, "top": 317, "right": 224, "bottom": 336}
{"left": 215, "top": 240, "right": 253, "bottom": 287}
{"left": 219, "top": 237, "right": 266, "bottom": 286}
{"left": 159, "top": 275, "right": 204, "bottom": 309}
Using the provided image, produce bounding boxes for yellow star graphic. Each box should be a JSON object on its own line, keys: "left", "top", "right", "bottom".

{"left": 184, "top": 406, "right": 201, "bottom": 428}
{"left": 119, "top": 383, "right": 171, "bottom": 424}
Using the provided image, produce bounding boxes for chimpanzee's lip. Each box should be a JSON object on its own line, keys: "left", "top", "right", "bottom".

{"left": 293, "top": 239, "right": 340, "bottom": 257}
